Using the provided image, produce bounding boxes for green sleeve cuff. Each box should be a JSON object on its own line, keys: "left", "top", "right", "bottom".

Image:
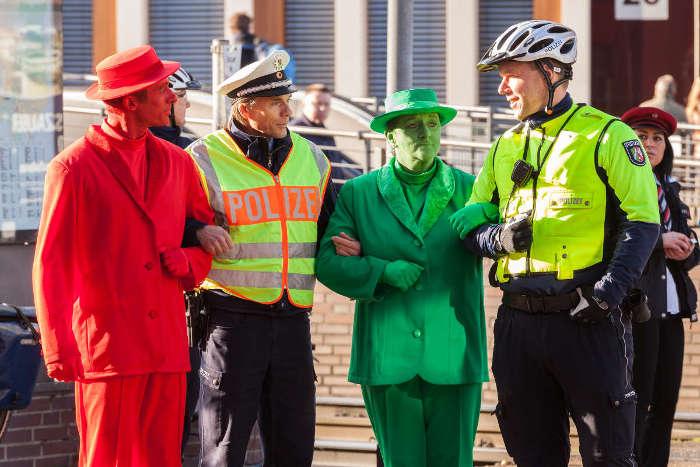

{"left": 461, "top": 202, "right": 500, "bottom": 234}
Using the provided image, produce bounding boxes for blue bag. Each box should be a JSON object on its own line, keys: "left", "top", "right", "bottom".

{"left": 0, "top": 304, "right": 41, "bottom": 410}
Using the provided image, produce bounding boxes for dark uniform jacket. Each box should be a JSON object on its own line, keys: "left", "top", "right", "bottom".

{"left": 149, "top": 125, "right": 195, "bottom": 150}
{"left": 639, "top": 177, "right": 699, "bottom": 320}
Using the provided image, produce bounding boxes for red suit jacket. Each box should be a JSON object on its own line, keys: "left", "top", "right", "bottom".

{"left": 33, "top": 125, "right": 213, "bottom": 379}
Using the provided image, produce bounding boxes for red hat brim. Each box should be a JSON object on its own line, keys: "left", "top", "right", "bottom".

{"left": 85, "top": 60, "right": 180, "bottom": 101}
{"left": 620, "top": 106, "right": 677, "bottom": 136}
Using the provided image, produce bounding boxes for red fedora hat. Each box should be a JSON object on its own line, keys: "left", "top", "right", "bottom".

{"left": 85, "top": 45, "right": 179, "bottom": 101}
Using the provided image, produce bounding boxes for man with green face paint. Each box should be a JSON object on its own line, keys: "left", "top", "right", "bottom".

{"left": 315, "top": 88, "right": 497, "bottom": 467}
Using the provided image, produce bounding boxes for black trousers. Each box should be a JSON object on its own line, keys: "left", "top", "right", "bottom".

{"left": 198, "top": 311, "right": 316, "bottom": 467}
{"left": 492, "top": 305, "right": 637, "bottom": 467}
{"left": 632, "top": 317, "right": 684, "bottom": 467}
{"left": 183, "top": 347, "right": 201, "bottom": 457}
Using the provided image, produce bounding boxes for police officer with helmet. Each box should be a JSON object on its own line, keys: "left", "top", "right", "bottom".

{"left": 147, "top": 65, "right": 203, "bottom": 459}
{"left": 450, "top": 20, "right": 660, "bottom": 466}
{"left": 150, "top": 66, "right": 201, "bottom": 149}
{"left": 185, "top": 50, "right": 336, "bottom": 467}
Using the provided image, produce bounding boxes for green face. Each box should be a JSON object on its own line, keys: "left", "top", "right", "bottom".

{"left": 386, "top": 112, "right": 442, "bottom": 173}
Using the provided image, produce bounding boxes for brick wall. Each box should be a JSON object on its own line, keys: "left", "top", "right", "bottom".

{"left": 311, "top": 259, "right": 700, "bottom": 412}
{"left": 311, "top": 287, "right": 358, "bottom": 398}
{"left": 680, "top": 263, "right": 700, "bottom": 409}
{"left": 0, "top": 368, "right": 78, "bottom": 466}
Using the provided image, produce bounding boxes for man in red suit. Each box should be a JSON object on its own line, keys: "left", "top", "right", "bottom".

{"left": 32, "top": 45, "right": 213, "bottom": 466}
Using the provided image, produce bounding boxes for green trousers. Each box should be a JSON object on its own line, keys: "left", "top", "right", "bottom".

{"left": 361, "top": 377, "right": 482, "bottom": 467}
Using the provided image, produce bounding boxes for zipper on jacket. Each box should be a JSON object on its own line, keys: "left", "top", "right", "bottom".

{"left": 526, "top": 176, "right": 537, "bottom": 275}
{"left": 274, "top": 174, "right": 289, "bottom": 293}
{"left": 526, "top": 128, "right": 546, "bottom": 275}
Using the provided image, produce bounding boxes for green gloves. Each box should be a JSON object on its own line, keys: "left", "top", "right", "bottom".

{"left": 449, "top": 202, "right": 500, "bottom": 239}
{"left": 381, "top": 260, "right": 424, "bottom": 292}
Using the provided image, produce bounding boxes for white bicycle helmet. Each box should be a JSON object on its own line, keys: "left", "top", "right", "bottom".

{"left": 169, "top": 67, "right": 202, "bottom": 91}
{"left": 478, "top": 20, "right": 576, "bottom": 114}
{"left": 167, "top": 67, "right": 201, "bottom": 128}
{"left": 477, "top": 20, "right": 577, "bottom": 72}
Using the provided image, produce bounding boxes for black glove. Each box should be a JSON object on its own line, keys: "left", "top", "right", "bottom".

{"left": 495, "top": 214, "right": 533, "bottom": 254}
{"left": 569, "top": 288, "right": 610, "bottom": 324}
{"left": 620, "top": 289, "right": 651, "bottom": 323}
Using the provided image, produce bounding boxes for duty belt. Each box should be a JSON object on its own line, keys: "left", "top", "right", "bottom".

{"left": 503, "top": 290, "right": 580, "bottom": 314}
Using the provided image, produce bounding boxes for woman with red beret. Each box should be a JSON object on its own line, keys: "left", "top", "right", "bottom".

{"left": 621, "top": 106, "right": 700, "bottom": 467}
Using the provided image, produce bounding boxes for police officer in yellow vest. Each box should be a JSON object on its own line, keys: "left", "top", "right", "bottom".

{"left": 185, "top": 50, "right": 335, "bottom": 467}
{"left": 450, "top": 21, "right": 659, "bottom": 467}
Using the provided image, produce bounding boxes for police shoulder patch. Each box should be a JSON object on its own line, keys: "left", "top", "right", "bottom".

{"left": 622, "top": 140, "right": 646, "bottom": 166}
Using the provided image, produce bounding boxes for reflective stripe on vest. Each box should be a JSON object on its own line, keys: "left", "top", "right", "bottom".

{"left": 188, "top": 130, "right": 331, "bottom": 307}
{"left": 216, "top": 242, "right": 317, "bottom": 260}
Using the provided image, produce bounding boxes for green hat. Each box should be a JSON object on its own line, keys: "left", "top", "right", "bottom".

{"left": 369, "top": 88, "right": 458, "bottom": 133}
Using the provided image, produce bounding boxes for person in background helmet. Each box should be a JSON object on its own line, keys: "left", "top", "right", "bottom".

{"left": 451, "top": 20, "right": 660, "bottom": 467}
{"left": 148, "top": 66, "right": 204, "bottom": 461}
{"left": 150, "top": 66, "right": 201, "bottom": 149}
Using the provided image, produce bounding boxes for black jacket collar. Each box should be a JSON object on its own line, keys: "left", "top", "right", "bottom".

{"left": 226, "top": 120, "right": 292, "bottom": 174}
{"left": 526, "top": 94, "right": 573, "bottom": 129}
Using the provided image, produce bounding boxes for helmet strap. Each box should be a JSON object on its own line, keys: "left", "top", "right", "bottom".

{"left": 169, "top": 103, "right": 177, "bottom": 128}
{"left": 535, "top": 59, "right": 571, "bottom": 115}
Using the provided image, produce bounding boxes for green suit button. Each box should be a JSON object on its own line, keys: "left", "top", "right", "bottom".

{"left": 413, "top": 329, "right": 422, "bottom": 338}
{"left": 415, "top": 283, "right": 424, "bottom": 291}
{"left": 414, "top": 239, "right": 422, "bottom": 247}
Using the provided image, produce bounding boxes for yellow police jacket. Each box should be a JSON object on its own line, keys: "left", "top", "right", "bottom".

{"left": 469, "top": 103, "right": 659, "bottom": 286}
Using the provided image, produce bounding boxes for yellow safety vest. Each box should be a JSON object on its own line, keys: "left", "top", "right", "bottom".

{"left": 187, "top": 130, "right": 331, "bottom": 307}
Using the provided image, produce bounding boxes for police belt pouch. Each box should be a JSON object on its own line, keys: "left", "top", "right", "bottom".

{"left": 620, "top": 289, "right": 651, "bottom": 323}
{"left": 185, "top": 290, "right": 206, "bottom": 349}
{"left": 0, "top": 304, "right": 41, "bottom": 410}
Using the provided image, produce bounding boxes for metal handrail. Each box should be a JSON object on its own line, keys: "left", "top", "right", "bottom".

{"left": 185, "top": 116, "right": 214, "bottom": 125}
{"left": 59, "top": 103, "right": 700, "bottom": 158}
{"left": 63, "top": 106, "right": 103, "bottom": 116}
{"left": 677, "top": 122, "right": 700, "bottom": 131}
{"left": 60, "top": 103, "right": 700, "bottom": 219}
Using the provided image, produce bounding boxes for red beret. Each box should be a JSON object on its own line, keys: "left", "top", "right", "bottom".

{"left": 620, "top": 106, "right": 677, "bottom": 137}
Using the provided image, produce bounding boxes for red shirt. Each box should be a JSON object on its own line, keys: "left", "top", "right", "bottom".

{"left": 99, "top": 120, "right": 147, "bottom": 196}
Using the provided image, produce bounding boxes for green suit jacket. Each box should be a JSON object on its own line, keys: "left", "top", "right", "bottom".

{"left": 315, "top": 159, "right": 489, "bottom": 386}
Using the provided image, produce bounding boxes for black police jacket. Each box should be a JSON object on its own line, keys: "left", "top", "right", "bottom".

{"left": 639, "top": 178, "right": 699, "bottom": 321}
{"left": 149, "top": 125, "right": 195, "bottom": 150}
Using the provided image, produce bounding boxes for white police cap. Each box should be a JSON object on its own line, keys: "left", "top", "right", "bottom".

{"left": 217, "top": 49, "right": 295, "bottom": 98}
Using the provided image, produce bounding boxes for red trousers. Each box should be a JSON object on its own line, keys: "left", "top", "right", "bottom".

{"left": 75, "top": 372, "right": 186, "bottom": 467}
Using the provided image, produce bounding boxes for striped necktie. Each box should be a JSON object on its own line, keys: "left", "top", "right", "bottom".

{"left": 656, "top": 176, "right": 672, "bottom": 232}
